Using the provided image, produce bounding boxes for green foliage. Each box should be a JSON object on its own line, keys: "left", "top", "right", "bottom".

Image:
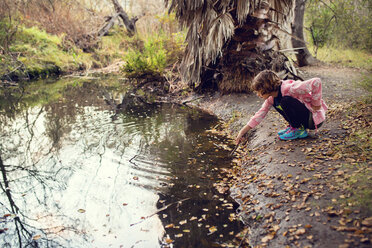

{"left": 4, "top": 25, "right": 95, "bottom": 79}
{"left": 1, "top": 10, "right": 185, "bottom": 81}
{"left": 122, "top": 13, "right": 185, "bottom": 78}
{"left": 358, "top": 74, "right": 372, "bottom": 93}
{"left": 305, "top": 0, "right": 372, "bottom": 52}
{"left": 305, "top": 4, "right": 334, "bottom": 49}
{"left": 123, "top": 34, "right": 167, "bottom": 77}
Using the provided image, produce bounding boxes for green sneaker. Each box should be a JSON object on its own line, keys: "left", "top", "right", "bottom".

{"left": 279, "top": 127, "right": 308, "bottom": 140}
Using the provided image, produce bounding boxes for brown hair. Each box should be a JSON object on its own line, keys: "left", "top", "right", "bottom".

{"left": 251, "top": 70, "right": 281, "bottom": 94}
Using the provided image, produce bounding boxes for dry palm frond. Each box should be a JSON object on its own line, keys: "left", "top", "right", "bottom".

{"left": 205, "top": 12, "right": 235, "bottom": 64}
{"left": 236, "top": 0, "right": 251, "bottom": 24}
{"left": 166, "top": 0, "right": 294, "bottom": 88}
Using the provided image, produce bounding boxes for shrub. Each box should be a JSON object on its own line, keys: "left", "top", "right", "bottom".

{"left": 122, "top": 12, "right": 185, "bottom": 78}
{"left": 122, "top": 34, "right": 167, "bottom": 77}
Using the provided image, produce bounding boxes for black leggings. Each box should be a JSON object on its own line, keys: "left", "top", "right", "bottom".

{"left": 275, "top": 96, "right": 322, "bottom": 130}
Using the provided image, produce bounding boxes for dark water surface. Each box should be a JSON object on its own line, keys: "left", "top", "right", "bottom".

{"left": 0, "top": 79, "right": 243, "bottom": 247}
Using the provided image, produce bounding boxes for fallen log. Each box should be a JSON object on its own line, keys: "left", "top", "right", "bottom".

{"left": 97, "top": 0, "right": 140, "bottom": 37}
{"left": 111, "top": 0, "right": 139, "bottom": 36}
{"left": 97, "top": 14, "right": 120, "bottom": 38}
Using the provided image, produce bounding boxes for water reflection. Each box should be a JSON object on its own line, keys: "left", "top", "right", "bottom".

{"left": 0, "top": 80, "right": 243, "bottom": 247}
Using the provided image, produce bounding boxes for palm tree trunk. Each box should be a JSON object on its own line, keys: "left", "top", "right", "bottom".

{"left": 291, "top": 0, "right": 317, "bottom": 66}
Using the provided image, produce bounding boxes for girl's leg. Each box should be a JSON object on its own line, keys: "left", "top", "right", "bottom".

{"left": 279, "top": 96, "right": 312, "bottom": 129}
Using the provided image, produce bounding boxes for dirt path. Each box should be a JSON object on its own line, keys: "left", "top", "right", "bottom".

{"left": 186, "top": 65, "right": 372, "bottom": 248}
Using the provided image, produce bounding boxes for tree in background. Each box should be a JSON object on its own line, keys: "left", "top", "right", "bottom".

{"left": 305, "top": 0, "right": 372, "bottom": 54}
{"left": 291, "top": 0, "right": 317, "bottom": 66}
{"left": 0, "top": 0, "right": 18, "bottom": 53}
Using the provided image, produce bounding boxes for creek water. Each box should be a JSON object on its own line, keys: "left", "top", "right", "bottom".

{"left": 0, "top": 78, "right": 244, "bottom": 247}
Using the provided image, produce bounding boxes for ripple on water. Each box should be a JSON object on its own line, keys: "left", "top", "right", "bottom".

{"left": 0, "top": 83, "right": 244, "bottom": 248}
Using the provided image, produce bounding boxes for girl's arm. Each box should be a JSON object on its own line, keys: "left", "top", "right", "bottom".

{"left": 247, "top": 97, "right": 273, "bottom": 128}
{"left": 235, "top": 98, "right": 273, "bottom": 144}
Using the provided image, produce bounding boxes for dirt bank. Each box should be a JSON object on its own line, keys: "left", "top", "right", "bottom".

{"left": 185, "top": 65, "right": 371, "bottom": 248}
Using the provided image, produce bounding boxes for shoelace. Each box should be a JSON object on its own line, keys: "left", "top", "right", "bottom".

{"left": 285, "top": 127, "right": 297, "bottom": 134}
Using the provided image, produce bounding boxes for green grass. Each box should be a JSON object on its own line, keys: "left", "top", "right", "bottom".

{"left": 0, "top": 25, "right": 97, "bottom": 81}
{"left": 309, "top": 45, "right": 372, "bottom": 70}
{"left": 11, "top": 26, "right": 94, "bottom": 73}
{"left": 344, "top": 163, "right": 372, "bottom": 215}
{"left": 1, "top": 20, "right": 185, "bottom": 81}
{"left": 357, "top": 73, "right": 372, "bottom": 92}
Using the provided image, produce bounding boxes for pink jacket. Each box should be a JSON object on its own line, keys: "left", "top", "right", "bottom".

{"left": 247, "top": 78, "right": 328, "bottom": 129}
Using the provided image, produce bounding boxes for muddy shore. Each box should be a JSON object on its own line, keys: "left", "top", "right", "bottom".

{"left": 184, "top": 65, "right": 371, "bottom": 248}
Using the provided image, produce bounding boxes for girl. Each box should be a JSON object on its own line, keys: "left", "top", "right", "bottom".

{"left": 235, "top": 70, "right": 327, "bottom": 143}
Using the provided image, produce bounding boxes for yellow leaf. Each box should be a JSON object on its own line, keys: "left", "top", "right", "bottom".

{"left": 78, "top": 209, "right": 86, "bottom": 213}
{"left": 165, "top": 238, "right": 174, "bottom": 244}
{"left": 295, "top": 228, "right": 306, "bottom": 235}
{"left": 190, "top": 216, "right": 197, "bottom": 221}
{"left": 32, "top": 235, "right": 41, "bottom": 240}
{"left": 261, "top": 234, "right": 274, "bottom": 242}
{"left": 179, "top": 220, "right": 187, "bottom": 225}
{"left": 362, "top": 217, "right": 372, "bottom": 227}
{"left": 209, "top": 226, "right": 217, "bottom": 234}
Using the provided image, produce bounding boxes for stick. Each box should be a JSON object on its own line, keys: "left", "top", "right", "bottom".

{"left": 182, "top": 96, "right": 204, "bottom": 105}
{"left": 130, "top": 198, "right": 190, "bottom": 226}
{"left": 229, "top": 144, "right": 239, "bottom": 157}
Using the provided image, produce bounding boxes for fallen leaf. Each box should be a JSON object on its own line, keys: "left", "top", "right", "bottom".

{"left": 32, "top": 235, "right": 41, "bottom": 240}
{"left": 179, "top": 220, "right": 187, "bottom": 225}
{"left": 190, "top": 216, "right": 197, "bottom": 221}
{"left": 362, "top": 217, "right": 372, "bottom": 227}
{"left": 338, "top": 244, "right": 349, "bottom": 248}
{"left": 209, "top": 226, "right": 217, "bottom": 234}
{"left": 295, "top": 228, "right": 306, "bottom": 235}
{"left": 78, "top": 209, "right": 86, "bottom": 213}
{"left": 272, "top": 225, "right": 280, "bottom": 232}
{"left": 165, "top": 238, "right": 174, "bottom": 244}
{"left": 261, "top": 234, "right": 274, "bottom": 243}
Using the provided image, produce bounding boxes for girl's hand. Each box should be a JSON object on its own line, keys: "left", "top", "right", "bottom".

{"left": 312, "top": 104, "right": 321, "bottom": 111}
{"left": 235, "top": 133, "right": 244, "bottom": 145}
{"left": 235, "top": 125, "right": 251, "bottom": 144}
